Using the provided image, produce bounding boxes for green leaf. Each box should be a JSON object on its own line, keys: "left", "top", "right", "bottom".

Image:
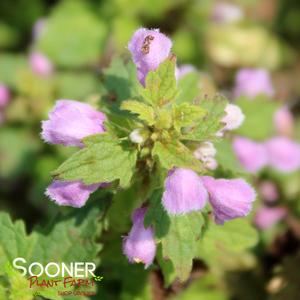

{"left": 36, "top": 0, "right": 107, "bottom": 68}
{"left": 196, "top": 219, "right": 258, "bottom": 265}
{"left": 152, "top": 141, "right": 203, "bottom": 172}
{"left": 182, "top": 95, "right": 227, "bottom": 141}
{"left": 102, "top": 58, "right": 141, "bottom": 103}
{"left": 235, "top": 96, "right": 279, "bottom": 140}
{"left": 145, "top": 191, "right": 205, "bottom": 281}
{"left": 173, "top": 103, "right": 207, "bottom": 132}
{"left": 140, "top": 59, "right": 179, "bottom": 106}
{"left": 121, "top": 100, "right": 155, "bottom": 125}
{"left": 176, "top": 72, "right": 200, "bottom": 104}
{"left": 53, "top": 134, "right": 137, "bottom": 188}
{"left": 0, "top": 203, "right": 104, "bottom": 299}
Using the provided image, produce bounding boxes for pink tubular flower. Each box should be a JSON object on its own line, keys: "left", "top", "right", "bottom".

{"left": 234, "top": 68, "right": 274, "bottom": 99}
{"left": 30, "top": 52, "right": 53, "bottom": 76}
{"left": 162, "top": 168, "right": 208, "bottom": 215}
{"left": 222, "top": 104, "right": 245, "bottom": 131}
{"left": 41, "top": 100, "right": 106, "bottom": 147}
{"left": 0, "top": 84, "right": 11, "bottom": 108}
{"left": 254, "top": 206, "right": 287, "bottom": 230}
{"left": 202, "top": 176, "right": 256, "bottom": 225}
{"left": 123, "top": 207, "right": 156, "bottom": 268}
{"left": 265, "top": 137, "right": 300, "bottom": 172}
{"left": 128, "top": 28, "right": 172, "bottom": 84}
{"left": 274, "top": 106, "right": 294, "bottom": 137}
{"left": 233, "top": 136, "right": 268, "bottom": 173}
{"left": 46, "top": 180, "right": 102, "bottom": 208}
{"left": 259, "top": 180, "right": 278, "bottom": 203}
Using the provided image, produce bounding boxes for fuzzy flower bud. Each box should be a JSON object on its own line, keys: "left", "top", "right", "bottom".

{"left": 194, "top": 142, "right": 218, "bottom": 170}
{"left": 222, "top": 103, "right": 245, "bottom": 131}
{"left": 46, "top": 180, "right": 103, "bottom": 208}
{"left": 254, "top": 206, "right": 287, "bottom": 230}
{"left": 128, "top": 28, "right": 172, "bottom": 84}
{"left": 176, "top": 64, "right": 196, "bottom": 80}
{"left": 233, "top": 136, "right": 268, "bottom": 173}
{"left": 162, "top": 168, "right": 208, "bottom": 215}
{"left": 0, "top": 84, "right": 10, "bottom": 108}
{"left": 274, "top": 106, "right": 294, "bottom": 137}
{"left": 203, "top": 157, "right": 218, "bottom": 170}
{"left": 129, "top": 129, "right": 145, "bottom": 144}
{"left": 233, "top": 68, "right": 274, "bottom": 99}
{"left": 41, "top": 100, "right": 106, "bottom": 147}
{"left": 30, "top": 52, "right": 53, "bottom": 76}
{"left": 202, "top": 176, "right": 256, "bottom": 225}
{"left": 265, "top": 137, "right": 300, "bottom": 172}
{"left": 123, "top": 207, "right": 156, "bottom": 268}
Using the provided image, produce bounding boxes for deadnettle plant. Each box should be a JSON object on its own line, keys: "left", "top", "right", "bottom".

{"left": 42, "top": 28, "right": 257, "bottom": 278}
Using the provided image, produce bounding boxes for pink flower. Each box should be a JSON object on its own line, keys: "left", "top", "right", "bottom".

{"left": 30, "top": 52, "right": 53, "bottom": 76}
{"left": 123, "top": 207, "right": 156, "bottom": 268}
{"left": 254, "top": 206, "right": 287, "bottom": 230}
{"left": 128, "top": 28, "right": 172, "bottom": 84}
{"left": 274, "top": 106, "right": 294, "bottom": 137}
{"left": 41, "top": 100, "right": 106, "bottom": 147}
{"left": 176, "top": 64, "right": 196, "bottom": 80}
{"left": 202, "top": 176, "right": 256, "bottom": 224}
{"left": 162, "top": 168, "right": 208, "bottom": 215}
{"left": 233, "top": 136, "right": 268, "bottom": 173}
{"left": 0, "top": 84, "right": 11, "bottom": 108}
{"left": 265, "top": 137, "right": 300, "bottom": 172}
{"left": 46, "top": 180, "right": 103, "bottom": 208}
{"left": 234, "top": 68, "right": 274, "bottom": 99}
{"left": 259, "top": 180, "right": 278, "bottom": 203}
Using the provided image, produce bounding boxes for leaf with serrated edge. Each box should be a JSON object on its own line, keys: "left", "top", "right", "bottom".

{"left": 182, "top": 95, "right": 227, "bottom": 141}
{"left": 152, "top": 141, "right": 202, "bottom": 172}
{"left": 53, "top": 134, "right": 137, "bottom": 188}
{"left": 121, "top": 100, "right": 155, "bottom": 125}
{"left": 140, "top": 60, "right": 179, "bottom": 106}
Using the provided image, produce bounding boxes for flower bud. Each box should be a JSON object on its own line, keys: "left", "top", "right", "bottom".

{"left": 0, "top": 84, "right": 10, "bottom": 108}
{"left": 162, "top": 168, "right": 207, "bottom": 215}
{"left": 265, "top": 137, "right": 300, "bottom": 172}
{"left": 128, "top": 28, "right": 172, "bottom": 84}
{"left": 129, "top": 129, "right": 145, "bottom": 144}
{"left": 46, "top": 180, "right": 103, "bottom": 207}
{"left": 204, "top": 157, "right": 218, "bottom": 170}
{"left": 30, "top": 52, "right": 53, "bottom": 76}
{"left": 41, "top": 100, "right": 106, "bottom": 147}
{"left": 274, "top": 106, "right": 294, "bottom": 137}
{"left": 222, "top": 103, "right": 245, "bottom": 131}
{"left": 194, "top": 142, "right": 217, "bottom": 160}
{"left": 259, "top": 180, "right": 278, "bottom": 203}
{"left": 202, "top": 176, "right": 256, "bottom": 224}
{"left": 176, "top": 64, "right": 196, "bottom": 80}
{"left": 233, "top": 136, "right": 268, "bottom": 173}
{"left": 123, "top": 207, "right": 156, "bottom": 268}
{"left": 233, "top": 68, "right": 274, "bottom": 99}
{"left": 254, "top": 206, "right": 287, "bottom": 230}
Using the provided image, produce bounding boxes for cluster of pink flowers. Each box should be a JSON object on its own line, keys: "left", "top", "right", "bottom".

{"left": 42, "top": 28, "right": 257, "bottom": 269}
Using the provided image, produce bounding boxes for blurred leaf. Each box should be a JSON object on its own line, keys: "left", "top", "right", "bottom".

{"left": 0, "top": 22, "right": 19, "bottom": 48}
{"left": 176, "top": 72, "right": 200, "bottom": 104}
{"left": 235, "top": 96, "right": 279, "bottom": 140}
{"left": 197, "top": 219, "right": 258, "bottom": 265}
{"left": 36, "top": 0, "right": 107, "bottom": 68}
{"left": 55, "top": 71, "right": 99, "bottom": 100}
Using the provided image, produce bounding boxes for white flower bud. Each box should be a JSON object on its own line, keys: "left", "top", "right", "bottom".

{"left": 194, "top": 142, "right": 217, "bottom": 160}
{"left": 222, "top": 104, "right": 245, "bottom": 131}
{"left": 204, "top": 157, "right": 218, "bottom": 170}
{"left": 129, "top": 129, "right": 144, "bottom": 144}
